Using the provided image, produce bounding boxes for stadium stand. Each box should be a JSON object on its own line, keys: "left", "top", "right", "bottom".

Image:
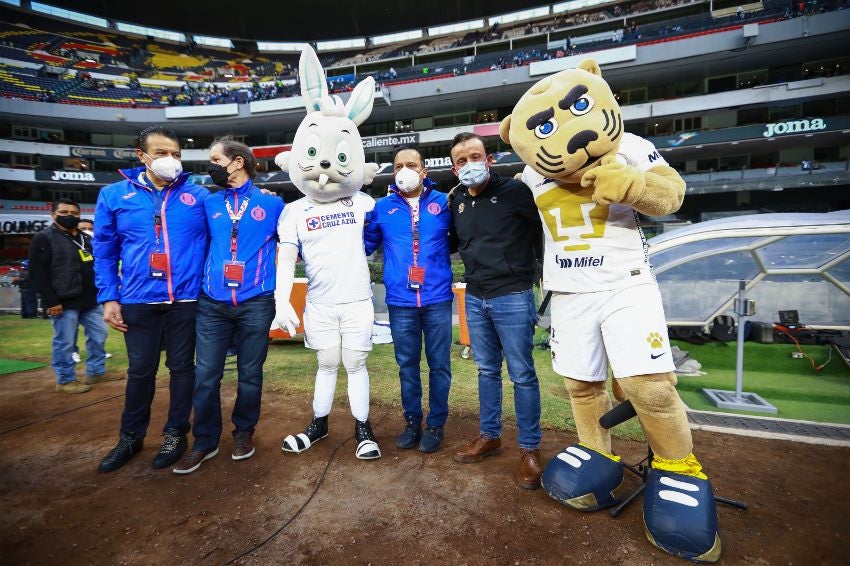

{"left": 0, "top": 0, "right": 816, "bottom": 110}
{"left": 0, "top": 0, "right": 846, "bottom": 242}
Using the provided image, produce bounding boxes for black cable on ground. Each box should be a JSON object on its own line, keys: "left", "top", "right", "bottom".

{"left": 222, "top": 410, "right": 392, "bottom": 565}
{"left": 0, "top": 384, "right": 168, "bottom": 435}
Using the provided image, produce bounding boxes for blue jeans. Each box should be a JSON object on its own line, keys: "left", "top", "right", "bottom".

{"left": 465, "top": 289, "right": 541, "bottom": 449}
{"left": 50, "top": 305, "right": 107, "bottom": 384}
{"left": 387, "top": 300, "right": 453, "bottom": 428}
{"left": 120, "top": 301, "right": 197, "bottom": 438}
{"left": 192, "top": 293, "right": 275, "bottom": 452}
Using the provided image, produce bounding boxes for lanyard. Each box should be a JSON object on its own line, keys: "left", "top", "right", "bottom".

{"left": 139, "top": 173, "right": 168, "bottom": 246}
{"left": 64, "top": 230, "right": 87, "bottom": 252}
{"left": 153, "top": 191, "right": 168, "bottom": 246}
{"left": 407, "top": 197, "right": 420, "bottom": 263}
{"left": 225, "top": 193, "right": 250, "bottom": 261}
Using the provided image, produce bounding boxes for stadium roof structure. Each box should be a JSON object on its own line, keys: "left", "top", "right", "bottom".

{"left": 42, "top": 0, "right": 557, "bottom": 42}
{"left": 647, "top": 211, "right": 850, "bottom": 329}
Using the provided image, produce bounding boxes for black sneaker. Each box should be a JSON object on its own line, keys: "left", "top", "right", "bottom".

{"left": 98, "top": 432, "right": 144, "bottom": 473}
{"left": 396, "top": 421, "right": 422, "bottom": 449}
{"left": 418, "top": 426, "right": 444, "bottom": 453}
{"left": 354, "top": 419, "right": 381, "bottom": 460}
{"left": 152, "top": 428, "right": 187, "bottom": 469}
{"left": 281, "top": 415, "right": 328, "bottom": 453}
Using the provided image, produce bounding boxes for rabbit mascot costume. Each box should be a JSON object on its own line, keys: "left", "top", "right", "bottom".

{"left": 500, "top": 59, "right": 721, "bottom": 562}
{"left": 274, "top": 46, "right": 381, "bottom": 460}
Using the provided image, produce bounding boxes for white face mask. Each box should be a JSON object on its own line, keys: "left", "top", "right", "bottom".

{"left": 81, "top": 229, "right": 94, "bottom": 237}
{"left": 143, "top": 152, "right": 183, "bottom": 182}
{"left": 394, "top": 167, "right": 422, "bottom": 194}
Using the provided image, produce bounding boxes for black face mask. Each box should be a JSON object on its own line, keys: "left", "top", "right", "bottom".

{"left": 207, "top": 161, "right": 234, "bottom": 188}
{"left": 55, "top": 215, "right": 80, "bottom": 230}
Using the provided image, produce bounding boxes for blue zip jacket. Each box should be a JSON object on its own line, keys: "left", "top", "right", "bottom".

{"left": 202, "top": 179, "right": 284, "bottom": 305}
{"left": 364, "top": 178, "right": 453, "bottom": 307}
{"left": 93, "top": 166, "right": 210, "bottom": 304}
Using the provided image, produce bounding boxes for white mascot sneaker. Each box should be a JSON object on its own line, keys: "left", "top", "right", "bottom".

{"left": 281, "top": 415, "right": 328, "bottom": 454}
{"left": 354, "top": 419, "right": 381, "bottom": 460}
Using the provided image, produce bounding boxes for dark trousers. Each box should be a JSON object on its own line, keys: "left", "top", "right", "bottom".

{"left": 119, "top": 301, "right": 197, "bottom": 437}
{"left": 191, "top": 293, "right": 275, "bottom": 452}
{"left": 20, "top": 288, "right": 38, "bottom": 318}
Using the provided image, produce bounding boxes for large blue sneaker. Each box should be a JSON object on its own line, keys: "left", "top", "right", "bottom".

{"left": 541, "top": 444, "right": 626, "bottom": 511}
{"left": 643, "top": 469, "right": 721, "bottom": 563}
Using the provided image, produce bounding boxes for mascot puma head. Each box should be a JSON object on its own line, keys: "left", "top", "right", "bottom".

{"left": 500, "top": 59, "right": 623, "bottom": 184}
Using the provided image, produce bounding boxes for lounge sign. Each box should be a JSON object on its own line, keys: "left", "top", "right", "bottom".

{"left": 0, "top": 214, "right": 51, "bottom": 235}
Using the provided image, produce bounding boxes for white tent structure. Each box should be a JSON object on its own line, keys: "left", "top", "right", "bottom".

{"left": 648, "top": 211, "right": 850, "bottom": 330}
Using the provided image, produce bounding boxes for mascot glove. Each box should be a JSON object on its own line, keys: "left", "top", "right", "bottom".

{"left": 274, "top": 300, "right": 300, "bottom": 336}
{"left": 581, "top": 155, "right": 647, "bottom": 206}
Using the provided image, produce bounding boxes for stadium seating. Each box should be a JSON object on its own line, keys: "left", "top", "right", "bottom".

{"left": 0, "top": 0, "right": 838, "bottom": 109}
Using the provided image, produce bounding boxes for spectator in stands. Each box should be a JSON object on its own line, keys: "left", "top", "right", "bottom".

{"left": 447, "top": 132, "right": 544, "bottom": 490}
{"left": 173, "top": 137, "right": 283, "bottom": 474}
{"left": 94, "top": 126, "right": 209, "bottom": 473}
{"left": 28, "top": 198, "right": 111, "bottom": 394}
{"left": 364, "top": 146, "right": 454, "bottom": 453}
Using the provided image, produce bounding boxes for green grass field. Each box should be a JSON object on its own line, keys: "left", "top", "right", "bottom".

{"left": 2, "top": 314, "right": 848, "bottom": 436}
{"left": 671, "top": 339, "right": 850, "bottom": 424}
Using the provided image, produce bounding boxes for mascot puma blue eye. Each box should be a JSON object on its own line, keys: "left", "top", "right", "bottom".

{"left": 307, "top": 147, "right": 318, "bottom": 157}
{"left": 570, "top": 95, "right": 594, "bottom": 116}
{"left": 534, "top": 118, "right": 559, "bottom": 139}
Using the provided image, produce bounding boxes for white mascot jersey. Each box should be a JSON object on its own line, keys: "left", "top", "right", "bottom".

{"left": 278, "top": 191, "right": 374, "bottom": 304}
{"left": 522, "top": 133, "right": 667, "bottom": 293}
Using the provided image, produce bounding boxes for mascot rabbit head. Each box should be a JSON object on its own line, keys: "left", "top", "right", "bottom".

{"left": 499, "top": 59, "right": 623, "bottom": 185}
{"left": 276, "top": 46, "right": 378, "bottom": 203}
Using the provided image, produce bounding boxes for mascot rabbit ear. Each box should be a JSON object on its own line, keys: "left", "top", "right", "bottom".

{"left": 299, "top": 45, "right": 329, "bottom": 112}
{"left": 345, "top": 76, "right": 375, "bottom": 126}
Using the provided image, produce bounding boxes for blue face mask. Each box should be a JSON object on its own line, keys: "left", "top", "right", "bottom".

{"left": 458, "top": 160, "right": 490, "bottom": 188}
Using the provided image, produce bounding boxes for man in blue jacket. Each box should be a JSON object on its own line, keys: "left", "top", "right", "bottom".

{"left": 364, "top": 147, "right": 453, "bottom": 452}
{"left": 94, "top": 126, "right": 210, "bottom": 473}
{"left": 173, "top": 137, "right": 284, "bottom": 474}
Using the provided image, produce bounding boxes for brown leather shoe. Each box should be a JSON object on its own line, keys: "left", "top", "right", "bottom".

{"left": 454, "top": 435, "right": 501, "bottom": 463}
{"left": 172, "top": 448, "right": 218, "bottom": 475}
{"left": 232, "top": 431, "right": 255, "bottom": 461}
{"left": 517, "top": 448, "right": 543, "bottom": 490}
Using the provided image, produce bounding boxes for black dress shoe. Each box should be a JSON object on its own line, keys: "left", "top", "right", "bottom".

{"left": 98, "top": 433, "right": 144, "bottom": 473}
{"left": 152, "top": 429, "right": 188, "bottom": 469}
